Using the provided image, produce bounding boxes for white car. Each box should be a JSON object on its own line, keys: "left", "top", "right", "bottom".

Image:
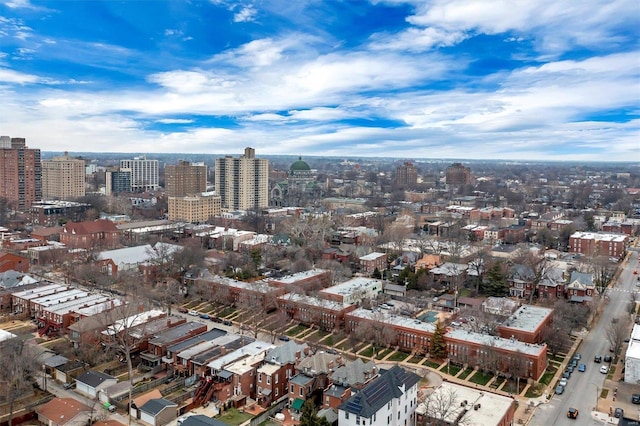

{"left": 600, "top": 365, "right": 609, "bottom": 374}
{"left": 559, "top": 378, "right": 568, "bottom": 387}
{"left": 188, "top": 310, "right": 199, "bottom": 316}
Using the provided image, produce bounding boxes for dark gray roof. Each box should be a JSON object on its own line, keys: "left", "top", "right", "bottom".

{"left": 56, "top": 360, "right": 85, "bottom": 373}
{"left": 43, "top": 354, "right": 69, "bottom": 368}
{"left": 167, "top": 328, "right": 227, "bottom": 353}
{"left": 191, "top": 336, "right": 251, "bottom": 365}
{"left": 76, "top": 370, "right": 116, "bottom": 388}
{"left": 140, "top": 398, "right": 178, "bottom": 415}
{"left": 570, "top": 271, "right": 594, "bottom": 286}
{"left": 181, "top": 415, "right": 227, "bottom": 426}
{"left": 148, "top": 321, "right": 207, "bottom": 346}
{"left": 289, "top": 374, "right": 314, "bottom": 386}
{"left": 318, "top": 408, "right": 338, "bottom": 424}
{"left": 338, "top": 365, "right": 420, "bottom": 418}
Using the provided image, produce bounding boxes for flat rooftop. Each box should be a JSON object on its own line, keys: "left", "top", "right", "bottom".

{"left": 320, "top": 277, "right": 382, "bottom": 296}
{"left": 166, "top": 328, "right": 227, "bottom": 353}
{"left": 446, "top": 329, "right": 545, "bottom": 356}
{"left": 278, "top": 293, "right": 350, "bottom": 311}
{"left": 417, "top": 381, "right": 514, "bottom": 426}
{"left": 270, "top": 269, "right": 328, "bottom": 284}
{"left": 348, "top": 308, "right": 436, "bottom": 334}
{"left": 500, "top": 305, "right": 553, "bottom": 333}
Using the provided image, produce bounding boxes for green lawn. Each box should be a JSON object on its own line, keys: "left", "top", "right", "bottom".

{"left": 501, "top": 379, "right": 525, "bottom": 395}
{"left": 375, "top": 348, "right": 393, "bottom": 359}
{"left": 458, "top": 368, "right": 474, "bottom": 380}
{"left": 216, "top": 408, "right": 253, "bottom": 425}
{"left": 285, "top": 324, "right": 309, "bottom": 337}
{"left": 468, "top": 371, "right": 493, "bottom": 385}
{"left": 525, "top": 383, "right": 545, "bottom": 398}
{"left": 387, "top": 351, "right": 411, "bottom": 362}
{"left": 539, "top": 365, "right": 557, "bottom": 386}
{"left": 607, "top": 365, "right": 616, "bottom": 380}
{"left": 424, "top": 360, "right": 442, "bottom": 369}
{"left": 407, "top": 356, "right": 424, "bottom": 364}
{"left": 306, "top": 330, "right": 330, "bottom": 342}
{"left": 320, "top": 334, "right": 335, "bottom": 346}
{"left": 490, "top": 376, "right": 506, "bottom": 388}
{"left": 359, "top": 345, "right": 375, "bottom": 357}
{"left": 442, "top": 364, "right": 461, "bottom": 376}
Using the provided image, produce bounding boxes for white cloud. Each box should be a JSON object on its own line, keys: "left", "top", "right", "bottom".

{"left": 233, "top": 6, "right": 257, "bottom": 23}
{"left": 155, "top": 118, "right": 195, "bottom": 124}
{"left": 0, "top": 67, "right": 39, "bottom": 83}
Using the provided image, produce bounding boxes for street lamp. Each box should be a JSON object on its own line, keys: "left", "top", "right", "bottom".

{"left": 590, "top": 382, "right": 599, "bottom": 411}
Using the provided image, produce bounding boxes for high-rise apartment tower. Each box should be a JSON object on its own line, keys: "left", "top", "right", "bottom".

{"left": 165, "top": 160, "right": 207, "bottom": 197}
{"left": 120, "top": 156, "right": 159, "bottom": 192}
{"left": 42, "top": 152, "right": 86, "bottom": 200}
{"left": 215, "top": 147, "right": 269, "bottom": 211}
{"left": 0, "top": 137, "right": 42, "bottom": 209}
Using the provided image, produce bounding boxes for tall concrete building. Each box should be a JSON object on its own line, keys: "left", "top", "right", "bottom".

{"left": 120, "top": 156, "right": 159, "bottom": 192}
{"left": 445, "top": 162, "right": 471, "bottom": 186}
{"left": 396, "top": 161, "right": 417, "bottom": 188}
{"left": 0, "top": 137, "right": 42, "bottom": 209}
{"left": 42, "top": 152, "right": 86, "bottom": 200}
{"left": 165, "top": 160, "right": 207, "bottom": 197}
{"left": 215, "top": 147, "right": 268, "bottom": 211}
{"left": 105, "top": 169, "right": 132, "bottom": 196}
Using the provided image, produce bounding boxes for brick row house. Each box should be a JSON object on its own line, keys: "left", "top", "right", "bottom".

{"left": 507, "top": 264, "right": 596, "bottom": 304}
{"left": 60, "top": 219, "right": 121, "bottom": 250}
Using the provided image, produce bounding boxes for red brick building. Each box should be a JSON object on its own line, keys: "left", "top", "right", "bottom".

{"left": 344, "top": 308, "right": 547, "bottom": 380}
{"left": 568, "top": 231, "right": 627, "bottom": 258}
{"left": 256, "top": 342, "right": 310, "bottom": 407}
{"left": 268, "top": 269, "right": 332, "bottom": 293}
{"left": 0, "top": 251, "right": 29, "bottom": 273}
{"left": 277, "top": 293, "right": 357, "bottom": 331}
{"left": 497, "top": 305, "right": 553, "bottom": 344}
{"left": 60, "top": 219, "right": 121, "bottom": 250}
{"left": 358, "top": 252, "right": 387, "bottom": 275}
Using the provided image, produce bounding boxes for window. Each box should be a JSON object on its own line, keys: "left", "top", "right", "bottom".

{"left": 275, "top": 388, "right": 278, "bottom": 397}
{"left": 258, "top": 373, "right": 262, "bottom": 382}
{"left": 275, "top": 375, "right": 278, "bottom": 384}
{"left": 290, "top": 385, "right": 294, "bottom": 394}
{"left": 300, "top": 388, "right": 303, "bottom": 396}
{"left": 267, "top": 376, "right": 271, "bottom": 385}
{"left": 345, "top": 412, "right": 349, "bottom": 420}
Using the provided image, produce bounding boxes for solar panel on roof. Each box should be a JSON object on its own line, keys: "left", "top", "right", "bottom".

{"left": 346, "top": 398, "right": 362, "bottom": 413}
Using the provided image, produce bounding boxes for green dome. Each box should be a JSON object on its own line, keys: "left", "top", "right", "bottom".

{"left": 290, "top": 157, "right": 311, "bottom": 172}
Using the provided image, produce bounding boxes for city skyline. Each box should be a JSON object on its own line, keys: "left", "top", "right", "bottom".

{"left": 0, "top": 0, "right": 638, "bottom": 162}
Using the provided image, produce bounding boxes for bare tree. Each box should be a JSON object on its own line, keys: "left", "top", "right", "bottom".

{"left": 591, "top": 255, "right": 614, "bottom": 295}
{"left": 607, "top": 316, "right": 632, "bottom": 355}
{"left": 0, "top": 338, "right": 38, "bottom": 426}
{"left": 420, "top": 387, "right": 470, "bottom": 426}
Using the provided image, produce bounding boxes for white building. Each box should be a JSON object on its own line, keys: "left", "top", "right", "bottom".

{"left": 318, "top": 277, "right": 383, "bottom": 305}
{"left": 120, "top": 156, "right": 159, "bottom": 192}
{"left": 416, "top": 381, "right": 515, "bottom": 426}
{"left": 624, "top": 324, "right": 640, "bottom": 384}
{"left": 338, "top": 365, "right": 419, "bottom": 426}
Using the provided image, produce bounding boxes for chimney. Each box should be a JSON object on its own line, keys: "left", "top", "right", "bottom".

{"left": 303, "top": 347, "right": 310, "bottom": 356}
{"left": 295, "top": 350, "right": 301, "bottom": 360}
{"left": 328, "top": 361, "right": 334, "bottom": 370}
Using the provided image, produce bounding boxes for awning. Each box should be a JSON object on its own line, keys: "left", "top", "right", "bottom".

{"left": 261, "top": 388, "right": 272, "bottom": 396}
{"left": 291, "top": 398, "right": 304, "bottom": 411}
{"left": 217, "top": 370, "right": 233, "bottom": 379}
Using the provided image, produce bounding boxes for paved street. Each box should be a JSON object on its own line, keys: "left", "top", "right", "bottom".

{"left": 530, "top": 251, "right": 640, "bottom": 426}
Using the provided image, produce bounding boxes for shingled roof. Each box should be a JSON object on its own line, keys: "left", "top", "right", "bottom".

{"left": 338, "top": 365, "right": 420, "bottom": 418}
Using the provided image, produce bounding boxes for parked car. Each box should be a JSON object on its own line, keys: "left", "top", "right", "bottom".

{"left": 600, "top": 365, "right": 609, "bottom": 374}
{"left": 63, "top": 382, "right": 75, "bottom": 390}
{"left": 562, "top": 371, "right": 571, "bottom": 379}
{"left": 199, "top": 313, "right": 210, "bottom": 320}
{"left": 559, "top": 378, "right": 568, "bottom": 387}
{"left": 614, "top": 408, "right": 624, "bottom": 418}
{"left": 211, "top": 317, "right": 222, "bottom": 323}
{"left": 278, "top": 335, "right": 290, "bottom": 342}
{"left": 594, "top": 355, "right": 602, "bottom": 363}
{"left": 222, "top": 320, "right": 232, "bottom": 326}
{"left": 188, "top": 310, "right": 199, "bottom": 316}
{"left": 177, "top": 307, "right": 188, "bottom": 313}
{"left": 578, "top": 363, "right": 586, "bottom": 372}
{"left": 573, "top": 353, "right": 581, "bottom": 360}
{"left": 567, "top": 407, "right": 579, "bottom": 419}
{"left": 567, "top": 365, "right": 574, "bottom": 373}
{"left": 632, "top": 394, "right": 640, "bottom": 404}
{"left": 604, "top": 355, "right": 613, "bottom": 362}
{"left": 555, "top": 385, "right": 565, "bottom": 395}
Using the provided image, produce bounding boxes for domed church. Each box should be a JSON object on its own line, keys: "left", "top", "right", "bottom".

{"left": 271, "top": 156, "right": 325, "bottom": 206}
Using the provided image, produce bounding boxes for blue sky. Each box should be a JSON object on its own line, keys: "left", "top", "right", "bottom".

{"left": 0, "top": 0, "right": 638, "bottom": 161}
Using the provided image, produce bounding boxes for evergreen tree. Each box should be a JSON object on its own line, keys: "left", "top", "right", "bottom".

{"left": 431, "top": 320, "right": 447, "bottom": 359}
{"left": 372, "top": 267, "right": 382, "bottom": 279}
{"left": 300, "top": 399, "right": 330, "bottom": 426}
{"left": 481, "top": 262, "right": 509, "bottom": 296}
